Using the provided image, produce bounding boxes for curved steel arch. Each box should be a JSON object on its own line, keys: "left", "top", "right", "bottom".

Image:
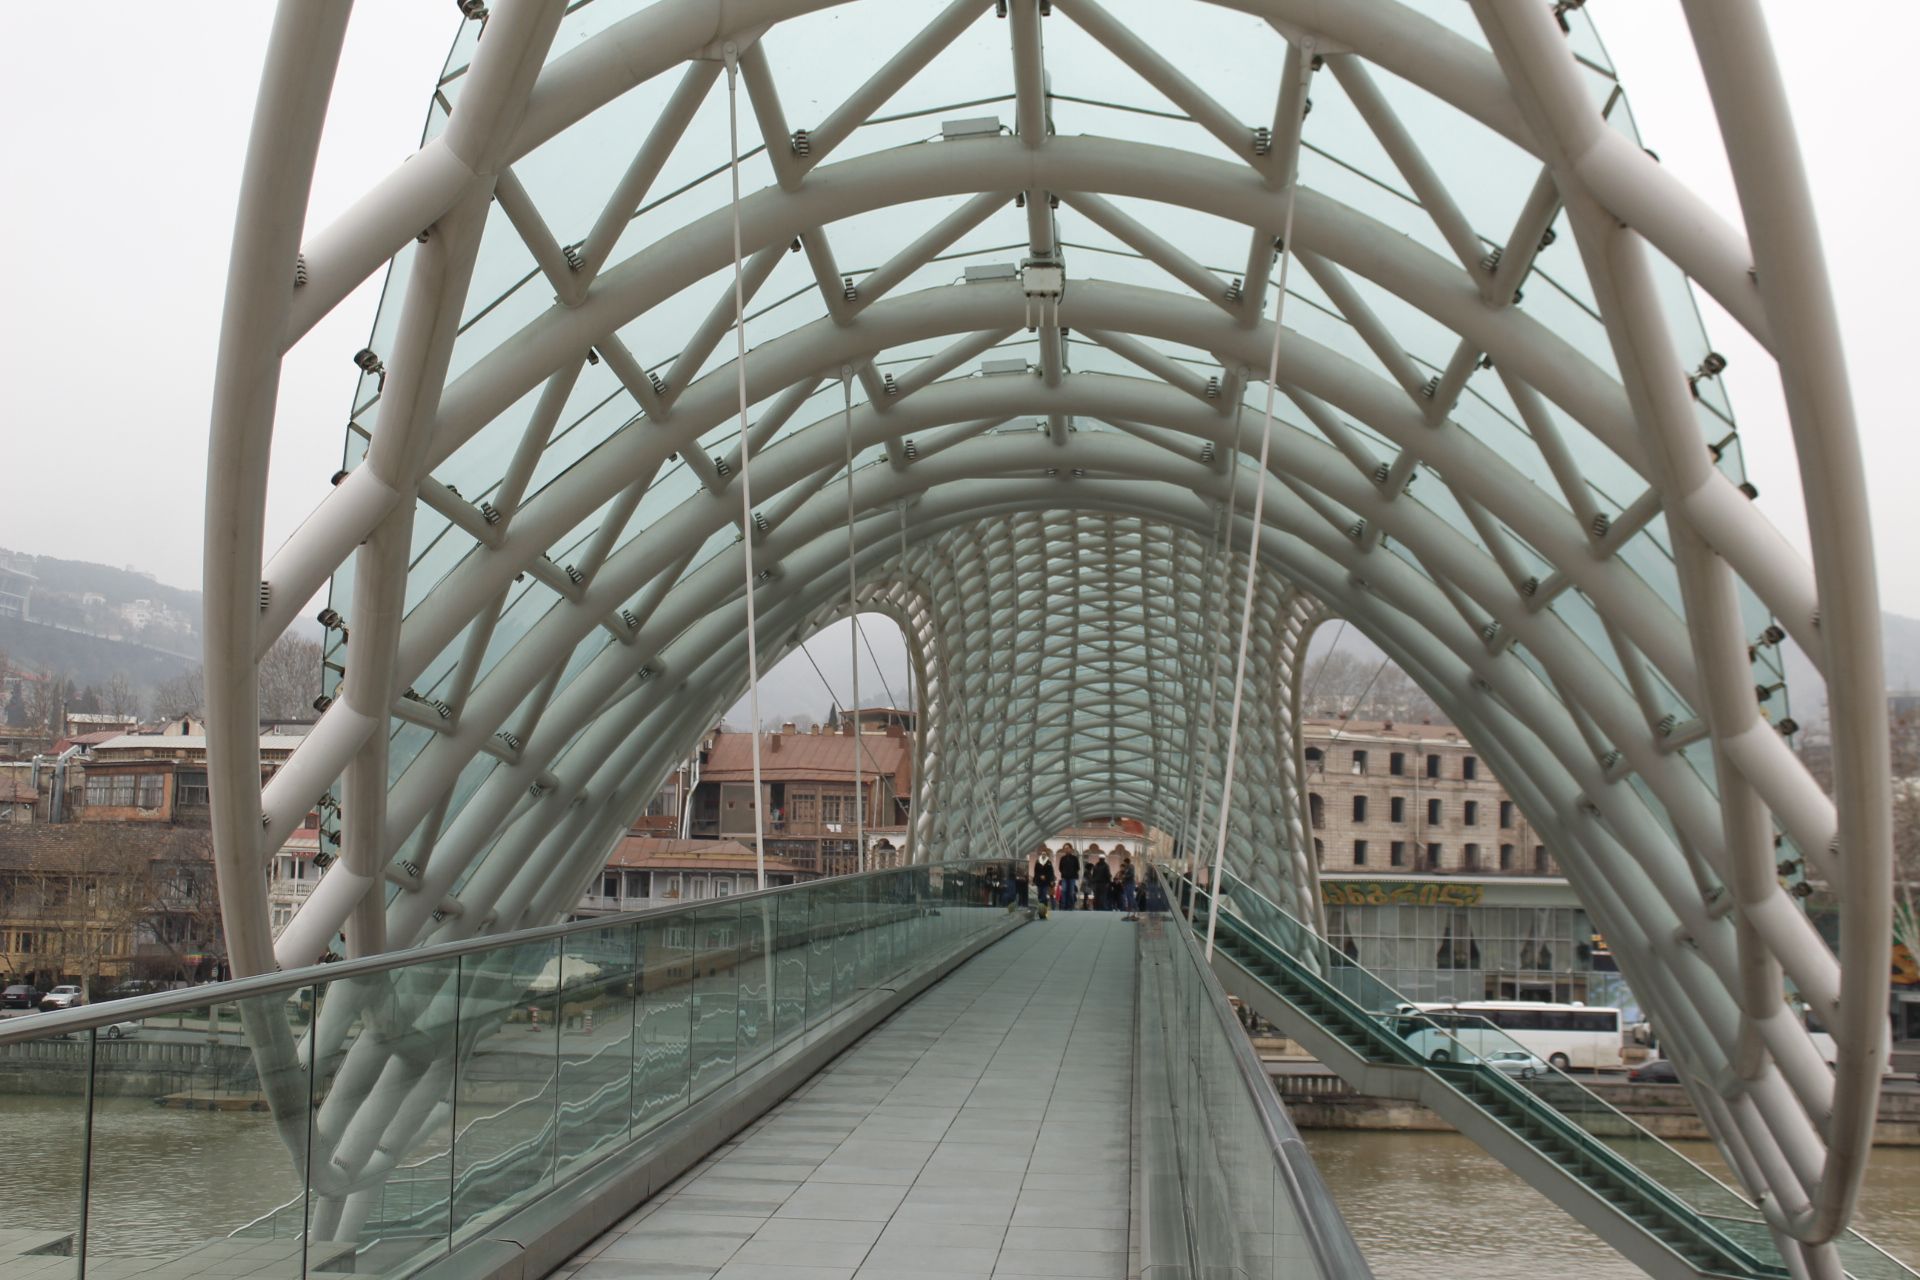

{"left": 209, "top": 0, "right": 1889, "bottom": 1266}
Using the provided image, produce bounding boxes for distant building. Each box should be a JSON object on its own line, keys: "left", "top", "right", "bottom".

{"left": 0, "top": 777, "right": 35, "bottom": 824}
{"left": 1302, "top": 718, "right": 1554, "bottom": 877}
{"left": 0, "top": 561, "right": 34, "bottom": 620}
{"left": 572, "top": 835, "right": 814, "bottom": 919}
{"left": 77, "top": 732, "right": 302, "bottom": 825}
{"left": 1318, "top": 870, "right": 1602, "bottom": 1006}
{"left": 0, "top": 824, "right": 224, "bottom": 988}
{"left": 686, "top": 721, "right": 914, "bottom": 876}
{"left": 840, "top": 706, "right": 917, "bottom": 735}
{"left": 61, "top": 712, "right": 139, "bottom": 740}
{"left": 268, "top": 819, "right": 321, "bottom": 937}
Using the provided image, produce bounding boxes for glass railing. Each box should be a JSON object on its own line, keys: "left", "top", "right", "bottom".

{"left": 0, "top": 860, "right": 1013, "bottom": 1279}
{"left": 1137, "top": 869, "right": 1373, "bottom": 1280}
{"left": 1175, "top": 866, "right": 1919, "bottom": 1280}
{"left": 1175, "top": 870, "right": 1770, "bottom": 1239}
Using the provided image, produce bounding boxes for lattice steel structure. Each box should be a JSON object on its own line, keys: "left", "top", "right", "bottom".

{"left": 208, "top": 1, "right": 1890, "bottom": 1269}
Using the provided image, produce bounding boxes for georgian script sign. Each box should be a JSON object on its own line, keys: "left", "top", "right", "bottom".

{"left": 1321, "top": 881, "right": 1485, "bottom": 908}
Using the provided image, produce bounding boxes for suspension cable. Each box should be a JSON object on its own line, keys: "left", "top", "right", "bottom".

{"left": 724, "top": 49, "right": 767, "bottom": 890}
{"left": 843, "top": 371, "right": 865, "bottom": 872}
{"left": 1183, "top": 403, "right": 1243, "bottom": 901}
{"left": 1204, "top": 40, "right": 1311, "bottom": 963}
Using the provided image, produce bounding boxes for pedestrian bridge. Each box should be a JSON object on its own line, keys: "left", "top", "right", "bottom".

{"left": 0, "top": 866, "right": 1368, "bottom": 1280}
{"left": 3, "top": 866, "right": 1913, "bottom": 1279}
{"left": 103, "top": 0, "right": 1911, "bottom": 1276}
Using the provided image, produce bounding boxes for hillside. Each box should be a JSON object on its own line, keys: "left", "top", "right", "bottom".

{"left": 0, "top": 615, "right": 197, "bottom": 692}
{"left": 0, "top": 547, "right": 200, "bottom": 659}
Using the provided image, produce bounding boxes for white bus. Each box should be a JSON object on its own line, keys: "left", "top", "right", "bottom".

{"left": 1396, "top": 1000, "right": 1624, "bottom": 1072}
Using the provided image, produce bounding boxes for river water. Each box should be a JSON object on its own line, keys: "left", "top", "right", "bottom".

{"left": 1302, "top": 1129, "right": 1920, "bottom": 1278}
{"left": 2, "top": 1097, "right": 1915, "bottom": 1273}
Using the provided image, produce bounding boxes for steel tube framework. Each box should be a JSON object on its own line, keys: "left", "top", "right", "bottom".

{"left": 208, "top": 1, "right": 1890, "bottom": 1270}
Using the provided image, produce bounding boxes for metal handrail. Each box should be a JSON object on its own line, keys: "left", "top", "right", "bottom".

{"left": 1149, "top": 868, "right": 1375, "bottom": 1279}
{"left": 0, "top": 859, "right": 994, "bottom": 1046}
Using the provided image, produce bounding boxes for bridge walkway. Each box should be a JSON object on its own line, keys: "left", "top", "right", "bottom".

{"left": 557, "top": 914, "right": 1135, "bottom": 1280}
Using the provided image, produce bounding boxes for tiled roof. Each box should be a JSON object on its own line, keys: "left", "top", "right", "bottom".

{"left": 606, "top": 836, "right": 810, "bottom": 876}
{"left": 91, "top": 734, "right": 303, "bottom": 756}
{"left": 701, "top": 731, "right": 911, "bottom": 785}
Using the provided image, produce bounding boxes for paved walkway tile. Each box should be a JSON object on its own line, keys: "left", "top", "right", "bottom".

{"left": 556, "top": 913, "right": 1136, "bottom": 1280}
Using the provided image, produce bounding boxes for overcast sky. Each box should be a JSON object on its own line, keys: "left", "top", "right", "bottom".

{"left": 3, "top": 2, "right": 1914, "bottom": 651}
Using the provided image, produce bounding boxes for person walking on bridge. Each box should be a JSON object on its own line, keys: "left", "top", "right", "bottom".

{"left": 1032, "top": 852, "right": 1055, "bottom": 919}
{"left": 1058, "top": 847, "right": 1080, "bottom": 911}
{"left": 1089, "top": 854, "right": 1113, "bottom": 911}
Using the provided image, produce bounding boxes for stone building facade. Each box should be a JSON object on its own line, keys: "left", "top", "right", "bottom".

{"left": 1302, "top": 719, "right": 1554, "bottom": 877}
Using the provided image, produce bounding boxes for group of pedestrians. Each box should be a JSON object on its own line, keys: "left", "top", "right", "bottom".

{"left": 1016, "top": 848, "right": 1139, "bottom": 918}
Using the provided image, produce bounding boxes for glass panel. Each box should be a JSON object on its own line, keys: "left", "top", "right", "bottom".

{"left": 734, "top": 897, "right": 774, "bottom": 1069}
{"left": 634, "top": 913, "right": 694, "bottom": 1132}
{"left": 0, "top": 861, "right": 1021, "bottom": 1279}
{"left": 0, "top": 1029, "right": 86, "bottom": 1280}
{"left": 774, "top": 888, "right": 811, "bottom": 1045}
{"left": 1180, "top": 866, "right": 1804, "bottom": 1276}
{"left": 452, "top": 937, "right": 560, "bottom": 1242}
{"left": 557, "top": 924, "right": 636, "bottom": 1175}
{"left": 689, "top": 902, "right": 740, "bottom": 1098}
{"left": 308, "top": 961, "right": 459, "bottom": 1276}
{"left": 87, "top": 993, "right": 312, "bottom": 1277}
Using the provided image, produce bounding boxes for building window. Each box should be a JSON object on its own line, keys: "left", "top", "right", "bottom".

{"left": 1305, "top": 747, "right": 1323, "bottom": 768}
{"left": 176, "top": 770, "right": 209, "bottom": 808}
{"left": 1309, "top": 793, "right": 1324, "bottom": 829}
{"left": 136, "top": 774, "right": 166, "bottom": 810}
{"left": 625, "top": 871, "right": 650, "bottom": 898}
{"left": 1500, "top": 800, "right": 1514, "bottom": 828}
{"left": 1463, "top": 842, "right": 1481, "bottom": 871}
{"left": 1425, "top": 753, "right": 1440, "bottom": 779}
{"left": 1500, "top": 843, "right": 1516, "bottom": 870}
{"left": 1389, "top": 752, "right": 1405, "bottom": 776}
{"left": 1437, "top": 912, "right": 1480, "bottom": 969}
{"left": 1353, "top": 839, "right": 1368, "bottom": 867}
{"left": 1351, "top": 749, "right": 1368, "bottom": 775}
{"left": 1426, "top": 798, "right": 1442, "bottom": 826}
{"left": 1463, "top": 755, "right": 1478, "bottom": 780}
{"left": 1390, "top": 796, "right": 1405, "bottom": 823}
{"left": 1352, "top": 795, "right": 1368, "bottom": 822}
{"left": 601, "top": 872, "right": 619, "bottom": 898}
{"left": 1426, "top": 842, "right": 1442, "bottom": 870}
{"left": 1534, "top": 845, "right": 1550, "bottom": 874}
{"left": 1390, "top": 840, "right": 1407, "bottom": 868}
{"left": 1463, "top": 800, "right": 1478, "bottom": 826}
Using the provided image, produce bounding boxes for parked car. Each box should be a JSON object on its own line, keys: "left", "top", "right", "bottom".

{"left": 105, "top": 979, "right": 162, "bottom": 1001}
{"left": 51, "top": 1020, "right": 141, "bottom": 1041}
{"left": 1628, "top": 1059, "right": 1679, "bottom": 1083}
{"left": 1487, "top": 1049, "right": 1548, "bottom": 1080}
{"left": 40, "top": 984, "right": 84, "bottom": 1011}
{"left": 1, "top": 985, "right": 44, "bottom": 1010}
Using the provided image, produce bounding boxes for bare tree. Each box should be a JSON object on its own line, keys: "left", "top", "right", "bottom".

{"left": 40, "top": 828, "right": 224, "bottom": 991}
{"left": 150, "top": 665, "right": 206, "bottom": 721}
{"left": 98, "top": 671, "right": 141, "bottom": 718}
{"left": 257, "top": 632, "right": 325, "bottom": 720}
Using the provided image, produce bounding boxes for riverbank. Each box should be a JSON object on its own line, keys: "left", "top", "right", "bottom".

{"left": 1266, "top": 1055, "right": 1920, "bottom": 1146}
